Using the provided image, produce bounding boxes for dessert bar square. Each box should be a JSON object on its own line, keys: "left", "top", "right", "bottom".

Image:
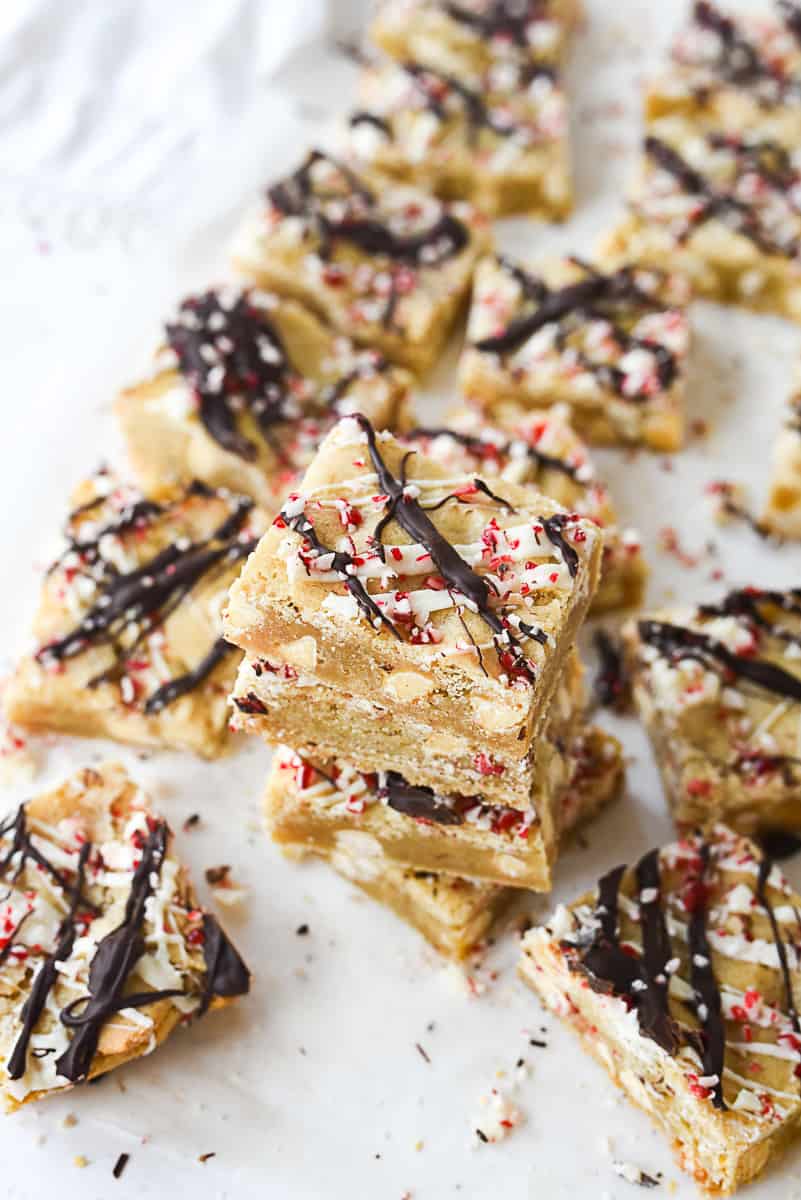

{"left": 520, "top": 824, "right": 801, "bottom": 1195}
{"left": 224, "top": 417, "right": 602, "bottom": 807}
{"left": 599, "top": 117, "right": 801, "bottom": 320}
{"left": 265, "top": 722, "right": 622, "bottom": 891}
{"left": 117, "top": 287, "right": 412, "bottom": 513}
{"left": 624, "top": 588, "right": 801, "bottom": 835}
{"left": 459, "top": 252, "right": 690, "bottom": 450}
{"left": 763, "top": 385, "right": 801, "bottom": 539}
{"left": 231, "top": 150, "right": 491, "bottom": 374}
{"left": 370, "top": 0, "right": 579, "bottom": 76}
{"left": 645, "top": 1, "right": 801, "bottom": 146}
{"left": 6, "top": 471, "right": 266, "bottom": 758}
{"left": 401, "top": 404, "right": 647, "bottom": 611}
{"left": 0, "top": 763, "right": 249, "bottom": 1111}
{"left": 345, "top": 56, "right": 571, "bottom": 218}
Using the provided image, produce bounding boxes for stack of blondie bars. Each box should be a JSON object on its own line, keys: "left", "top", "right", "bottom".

{"left": 222, "top": 412, "right": 623, "bottom": 958}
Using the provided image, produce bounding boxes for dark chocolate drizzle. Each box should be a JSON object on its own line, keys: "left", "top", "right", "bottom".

{"left": 443, "top": 0, "right": 547, "bottom": 46}
{"left": 349, "top": 110, "right": 392, "bottom": 138}
{"left": 55, "top": 822, "right": 184, "bottom": 1083}
{"left": 637, "top": 619, "right": 801, "bottom": 702}
{"left": 474, "top": 257, "right": 678, "bottom": 401}
{"left": 405, "top": 424, "right": 582, "bottom": 482}
{"left": 198, "top": 913, "right": 251, "bottom": 1016}
{"left": 7, "top": 841, "right": 92, "bottom": 1080}
{"left": 686, "top": 842, "right": 726, "bottom": 1109}
{"left": 379, "top": 772, "right": 464, "bottom": 825}
{"left": 166, "top": 290, "right": 294, "bottom": 462}
{"left": 635, "top": 849, "right": 681, "bottom": 1057}
{"left": 268, "top": 150, "right": 469, "bottom": 268}
{"left": 0, "top": 805, "right": 99, "bottom": 915}
{"left": 756, "top": 854, "right": 801, "bottom": 1057}
{"left": 781, "top": 0, "right": 801, "bottom": 45}
{"left": 356, "top": 415, "right": 561, "bottom": 680}
{"left": 593, "top": 629, "right": 629, "bottom": 711}
{"left": 691, "top": 1, "right": 799, "bottom": 100}
{"left": 37, "top": 484, "right": 256, "bottom": 710}
{"left": 759, "top": 831, "right": 801, "bottom": 861}
{"left": 699, "top": 587, "right": 801, "bottom": 649}
{"left": 398, "top": 60, "right": 553, "bottom": 145}
{"left": 644, "top": 134, "right": 800, "bottom": 258}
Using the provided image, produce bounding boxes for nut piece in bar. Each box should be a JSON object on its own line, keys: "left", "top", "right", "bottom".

{"left": 0, "top": 763, "right": 249, "bottom": 1111}
{"left": 624, "top": 589, "right": 801, "bottom": 835}
{"left": 231, "top": 150, "right": 492, "bottom": 374}
{"left": 520, "top": 824, "right": 801, "bottom": 1195}
{"left": 265, "top": 722, "right": 622, "bottom": 892}
{"left": 224, "top": 416, "right": 602, "bottom": 808}
{"left": 117, "top": 287, "right": 412, "bottom": 513}
{"left": 763, "top": 386, "right": 801, "bottom": 539}
{"left": 6, "top": 471, "right": 266, "bottom": 758}
{"left": 345, "top": 56, "right": 571, "bottom": 219}
{"left": 459, "top": 253, "right": 690, "bottom": 450}
{"left": 600, "top": 116, "right": 801, "bottom": 321}
{"left": 645, "top": 1, "right": 801, "bottom": 146}
{"left": 401, "top": 404, "right": 647, "bottom": 611}
{"left": 370, "top": 0, "right": 580, "bottom": 76}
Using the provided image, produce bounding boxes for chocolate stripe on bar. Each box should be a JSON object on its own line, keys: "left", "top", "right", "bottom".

{"left": 144, "top": 637, "right": 237, "bottom": 715}
{"left": 474, "top": 258, "right": 677, "bottom": 399}
{"left": 282, "top": 505, "right": 399, "bottom": 637}
{"left": 405, "top": 426, "right": 582, "bottom": 482}
{"left": 379, "top": 772, "right": 464, "bottom": 825}
{"left": 167, "top": 290, "right": 299, "bottom": 462}
{"left": 443, "top": 0, "right": 546, "bottom": 45}
{"left": 399, "top": 60, "right": 554, "bottom": 145}
{"left": 699, "top": 587, "right": 801, "bottom": 649}
{"left": 644, "top": 136, "right": 799, "bottom": 258}
{"left": 349, "top": 111, "right": 392, "bottom": 138}
{"left": 693, "top": 1, "right": 782, "bottom": 91}
{"left": 0, "top": 806, "right": 99, "bottom": 914}
{"left": 37, "top": 488, "right": 256, "bottom": 708}
{"left": 268, "top": 150, "right": 469, "bottom": 267}
{"left": 781, "top": 0, "right": 801, "bottom": 43}
{"left": 357, "top": 415, "right": 552, "bottom": 680}
{"left": 55, "top": 822, "right": 184, "bottom": 1082}
{"left": 637, "top": 619, "right": 801, "bottom": 702}
{"left": 756, "top": 855, "right": 801, "bottom": 1058}
{"left": 686, "top": 842, "right": 726, "bottom": 1109}
{"left": 7, "top": 840, "right": 93, "bottom": 1081}
{"left": 198, "top": 914, "right": 251, "bottom": 1016}
{"left": 635, "top": 849, "right": 680, "bottom": 1056}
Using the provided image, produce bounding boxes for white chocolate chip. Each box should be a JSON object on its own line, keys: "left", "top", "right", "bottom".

{"left": 281, "top": 636, "right": 318, "bottom": 672}
{"left": 383, "top": 670, "right": 434, "bottom": 702}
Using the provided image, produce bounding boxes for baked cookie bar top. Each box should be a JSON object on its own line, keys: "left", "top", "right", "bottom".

{"left": 224, "top": 416, "right": 602, "bottom": 790}
{"left": 370, "top": 0, "right": 580, "bottom": 76}
{"left": 231, "top": 150, "right": 492, "bottom": 375}
{"left": 6, "top": 472, "right": 266, "bottom": 758}
{"left": 764, "top": 388, "right": 801, "bottom": 539}
{"left": 264, "top": 723, "right": 622, "bottom": 892}
{"left": 117, "top": 287, "right": 412, "bottom": 512}
{"left": 646, "top": 0, "right": 801, "bottom": 144}
{"left": 459, "top": 253, "right": 690, "bottom": 450}
{"left": 346, "top": 56, "right": 570, "bottom": 218}
{"left": 0, "top": 763, "right": 249, "bottom": 1111}
{"left": 600, "top": 117, "right": 801, "bottom": 319}
{"left": 624, "top": 588, "right": 801, "bottom": 835}
{"left": 401, "top": 404, "right": 647, "bottom": 611}
{"left": 520, "top": 825, "right": 801, "bottom": 1195}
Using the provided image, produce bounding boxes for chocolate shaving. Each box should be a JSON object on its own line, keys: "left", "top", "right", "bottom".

{"left": 112, "top": 1153, "right": 130, "bottom": 1180}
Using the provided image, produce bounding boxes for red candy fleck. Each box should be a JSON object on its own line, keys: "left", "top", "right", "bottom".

{"left": 473, "top": 753, "right": 504, "bottom": 777}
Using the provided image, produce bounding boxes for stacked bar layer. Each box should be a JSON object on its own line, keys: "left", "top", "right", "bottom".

{"left": 224, "top": 416, "right": 602, "bottom": 807}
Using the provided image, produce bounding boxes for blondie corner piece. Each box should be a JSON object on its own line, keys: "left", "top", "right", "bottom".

{"left": 230, "top": 150, "right": 491, "bottom": 375}
{"left": 645, "top": 0, "right": 801, "bottom": 146}
{"left": 369, "top": 0, "right": 580, "bottom": 76}
{"left": 599, "top": 116, "right": 801, "bottom": 320}
{"left": 345, "top": 55, "right": 571, "bottom": 219}
{"left": 116, "top": 287, "right": 412, "bottom": 513}
{"left": 624, "top": 588, "right": 801, "bottom": 835}
{"left": 459, "top": 253, "right": 690, "bottom": 450}
{"left": 225, "top": 416, "right": 602, "bottom": 808}
{"left": 5, "top": 471, "right": 266, "bottom": 758}
{"left": 0, "top": 763, "right": 249, "bottom": 1111}
{"left": 520, "top": 825, "right": 801, "bottom": 1195}
{"left": 401, "top": 404, "right": 647, "bottom": 612}
{"left": 763, "top": 386, "right": 801, "bottom": 539}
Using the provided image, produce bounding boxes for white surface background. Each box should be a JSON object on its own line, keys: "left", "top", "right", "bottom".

{"left": 1, "top": 1, "right": 801, "bottom": 1197}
